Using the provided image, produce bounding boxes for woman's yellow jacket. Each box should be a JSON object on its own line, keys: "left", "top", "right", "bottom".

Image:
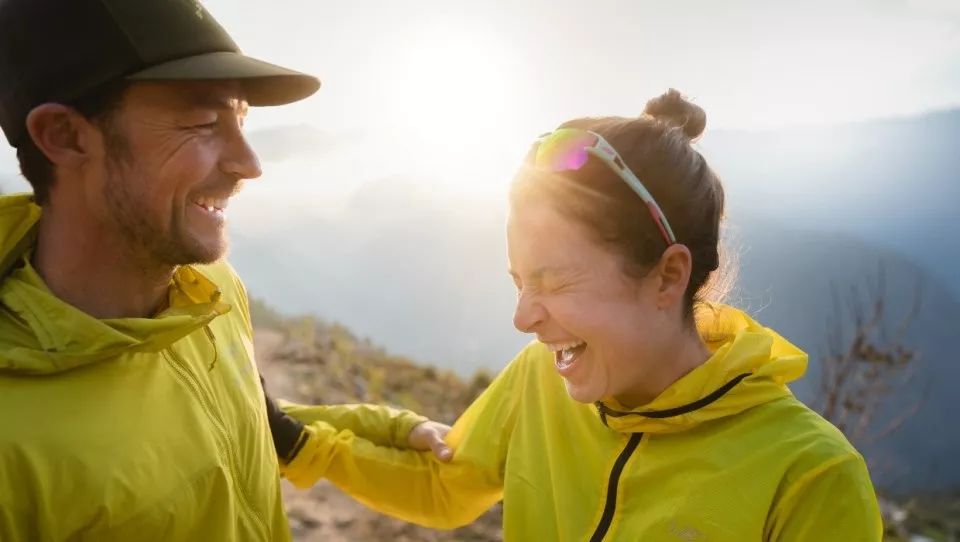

{"left": 283, "top": 306, "right": 883, "bottom": 541}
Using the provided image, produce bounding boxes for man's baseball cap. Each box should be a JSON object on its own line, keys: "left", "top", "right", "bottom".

{"left": 0, "top": 0, "right": 321, "bottom": 147}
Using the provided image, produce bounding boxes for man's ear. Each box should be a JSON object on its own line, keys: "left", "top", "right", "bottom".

{"left": 24, "top": 103, "right": 100, "bottom": 169}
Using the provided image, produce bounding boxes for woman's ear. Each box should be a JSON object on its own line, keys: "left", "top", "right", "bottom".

{"left": 655, "top": 243, "right": 693, "bottom": 310}
{"left": 24, "top": 103, "right": 98, "bottom": 170}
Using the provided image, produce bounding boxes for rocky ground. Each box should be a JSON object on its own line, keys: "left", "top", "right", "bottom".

{"left": 255, "top": 326, "right": 502, "bottom": 542}
{"left": 253, "top": 311, "right": 958, "bottom": 541}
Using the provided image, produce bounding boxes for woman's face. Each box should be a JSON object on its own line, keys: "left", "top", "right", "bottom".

{"left": 507, "top": 199, "right": 673, "bottom": 405}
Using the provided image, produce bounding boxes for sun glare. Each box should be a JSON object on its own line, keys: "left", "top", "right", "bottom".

{"left": 373, "top": 20, "right": 531, "bottom": 195}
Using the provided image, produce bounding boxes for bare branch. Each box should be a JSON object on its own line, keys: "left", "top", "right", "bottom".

{"left": 814, "top": 260, "right": 926, "bottom": 449}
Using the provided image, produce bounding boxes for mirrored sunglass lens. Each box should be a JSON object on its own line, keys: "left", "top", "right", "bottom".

{"left": 535, "top": 130, "right": 597, "bottom": 171}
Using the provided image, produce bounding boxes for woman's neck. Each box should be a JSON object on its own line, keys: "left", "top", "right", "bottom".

{"left": 613, "top": 328, "right": 713, "bottom": 409}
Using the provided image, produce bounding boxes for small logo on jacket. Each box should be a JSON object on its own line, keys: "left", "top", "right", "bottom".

{"left": 668, "top": 520, "right": 705, "bottom": 541}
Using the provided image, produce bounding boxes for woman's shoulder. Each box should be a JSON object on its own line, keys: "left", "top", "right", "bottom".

{"left": 747, "top": 394, "right": 865, "bottom": 472}
{"left": 753, "top": 397, "right": 880, "bottom": 531}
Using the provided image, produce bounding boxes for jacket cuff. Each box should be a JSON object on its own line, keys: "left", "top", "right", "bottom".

{"left": 262, "top": 385, "right": 306, "bottom": 462}
{"left": 392, "top": 409, "right": 430, "bottom": 446}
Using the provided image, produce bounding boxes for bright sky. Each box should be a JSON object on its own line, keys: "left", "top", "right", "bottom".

{"left": 2, "top": 0, "right": 959, "bottom": 223}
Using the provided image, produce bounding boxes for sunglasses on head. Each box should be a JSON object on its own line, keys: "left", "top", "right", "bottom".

{"left": 533, "top": 128, "right": 677, "bottom": 247}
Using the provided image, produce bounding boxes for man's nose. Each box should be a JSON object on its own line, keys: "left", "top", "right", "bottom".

{"left": 221, "top": 128, "right": 262, "bottom": 181}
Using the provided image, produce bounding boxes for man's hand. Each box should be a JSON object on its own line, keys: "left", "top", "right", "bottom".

{"left": 408, "top": 420, "right": 453, "bottom": 462}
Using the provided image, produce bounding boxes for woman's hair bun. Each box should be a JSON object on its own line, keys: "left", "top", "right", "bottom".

{"left": 643, "top": 88, "right": 706, "bottom": 141}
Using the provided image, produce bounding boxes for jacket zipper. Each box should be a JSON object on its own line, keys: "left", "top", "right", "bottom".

{"left": 165, "top": 347, "right": 270, "bottom": 539}
{"left": 588, "top": 433, "right": 643, "bottom": 542}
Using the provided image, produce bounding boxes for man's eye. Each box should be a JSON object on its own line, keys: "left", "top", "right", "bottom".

{"left": 192, "top": 122, "right": 217, "bottom": 130}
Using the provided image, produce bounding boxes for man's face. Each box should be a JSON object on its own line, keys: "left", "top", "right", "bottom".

{"left": 95, "top": 81, "right": 260, "bottom": 266}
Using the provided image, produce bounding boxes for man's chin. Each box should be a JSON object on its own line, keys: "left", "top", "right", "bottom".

{"left": 165, "top": 231, "right": 229, "bottom": 266}
{"left": 188, "top": 238, "right": 229, "bottom": 265}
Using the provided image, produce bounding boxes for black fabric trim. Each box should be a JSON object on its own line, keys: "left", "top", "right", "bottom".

{"left": 260, "top": 375, "right": 306, "bottom": 462}
{"left": 588, "top": 433, "right": 643, "bottom": 542}
{"left": 595, "top": 372, "right": 752, "bottom": 423}
{"left": 286, "top": 430, "right": 309, "bottom": 463}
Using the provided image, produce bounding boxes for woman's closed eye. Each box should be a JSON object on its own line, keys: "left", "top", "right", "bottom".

{"left": 543, "top": 279, "right": 575, "bottom": 294}
{"left": 512, "top": 280, "right": 542, "bottom": 300}
{"left": 509, "top": 273, "right": 523, "bottom": 294}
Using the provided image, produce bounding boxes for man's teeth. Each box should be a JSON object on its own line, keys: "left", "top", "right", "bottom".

{"left": 194, "top": 197, "right": 228, "bottom": 212}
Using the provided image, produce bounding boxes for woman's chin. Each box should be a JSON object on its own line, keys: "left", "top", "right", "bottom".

{"left": 563, "top": 380, "right": 604, "bottom": 404}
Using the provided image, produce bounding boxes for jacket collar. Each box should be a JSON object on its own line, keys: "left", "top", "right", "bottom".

{"left": 594, "top": 305, "right": 808, "bottom": 434}
{"left": 0, "top": 193, "right": 231, "bottom": 374}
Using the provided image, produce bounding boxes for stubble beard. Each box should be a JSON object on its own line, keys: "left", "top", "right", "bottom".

{"left": 103, "top": 158, "right": 228, "bottom": 268}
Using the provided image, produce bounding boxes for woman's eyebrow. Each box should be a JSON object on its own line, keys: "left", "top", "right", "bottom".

{"left": 508, "top": 263, "right": 583, "bottom": 287}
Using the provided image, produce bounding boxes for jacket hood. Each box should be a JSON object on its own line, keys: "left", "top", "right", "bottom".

{"left": 596, "top": 304, "right": 808, "bottom": 434}
{"left": 0, "top": 193, "right": 230, "bottom": 375}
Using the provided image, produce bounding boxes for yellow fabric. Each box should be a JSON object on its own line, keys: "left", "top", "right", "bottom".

{"left": 0, "top": 193, "right": 421, "bottom": 541}
{"left": 280, "top": 400, "right": 427, "bottom": 450}
{"left": 283, "top": 305, "right": 883, "bottom": 541}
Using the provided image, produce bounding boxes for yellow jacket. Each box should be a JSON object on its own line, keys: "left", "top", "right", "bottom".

{"left": 284, "top": 306, "right": 883, "bottom": 541}
{"left": 0, "top": 194, "right": 424, "bottom": 541}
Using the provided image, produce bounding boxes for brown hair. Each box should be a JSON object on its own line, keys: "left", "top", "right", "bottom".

{"left": 511, "top": 88, "right": 730, "bottom": 321}
{"left": 16, "top": 80, "right": 130, "bottom": 206}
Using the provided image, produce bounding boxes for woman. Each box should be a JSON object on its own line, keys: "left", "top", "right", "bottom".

{"left": 279, "top": 89, "right": 882, "bottom": 540}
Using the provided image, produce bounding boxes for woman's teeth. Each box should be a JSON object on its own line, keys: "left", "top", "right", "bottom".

{"left": 558, "top": 348, "right": 577, "bottom": 368}
{"left": 544, "top": 340, "right": 586, "bottom": 370}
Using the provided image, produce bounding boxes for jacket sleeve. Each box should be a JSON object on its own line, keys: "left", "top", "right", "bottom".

{"left": 278, "top": 400, "right": 428, "bottom": 449}
{"left": 259, "top": 372, "right": 427, "bottom": 461}
{"left": 280, "top": 349, "right": 528, "bottom": 530}
{"left": 766, "top": 453, "right": 883, "bottom": 541}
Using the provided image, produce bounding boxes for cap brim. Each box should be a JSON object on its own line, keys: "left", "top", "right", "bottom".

{"left": 126, "top": 51, "right": 320, "bottom": 106}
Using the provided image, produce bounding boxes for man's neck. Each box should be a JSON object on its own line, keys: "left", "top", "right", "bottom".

{"left": 32, "top": 208, "right": 174, "bottom": 320}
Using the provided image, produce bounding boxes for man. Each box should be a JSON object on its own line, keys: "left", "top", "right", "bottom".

{"left": 0, "top": 0, "right": 450, "bottom": 540}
